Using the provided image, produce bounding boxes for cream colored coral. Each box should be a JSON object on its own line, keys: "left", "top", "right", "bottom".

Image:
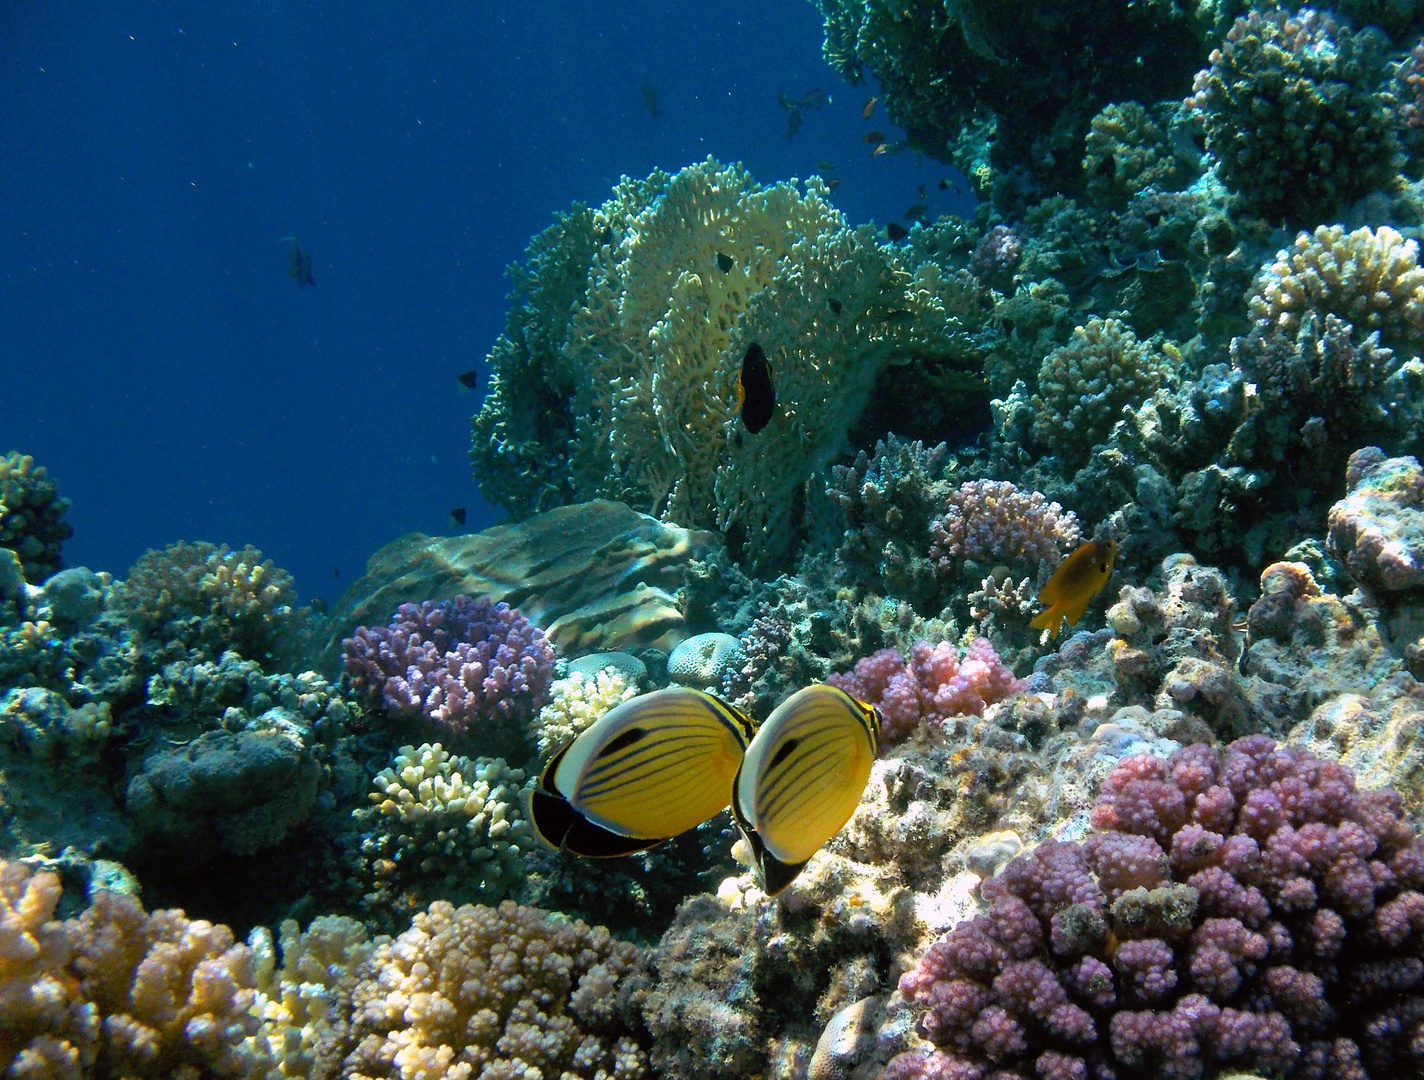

{"left": 344, "top": 899, "right": 646, "bottom": 1080}
{"left": 532, "top": 668, "right": 638, "bottom": 757}
{"left": 1248, "top": 224, "right": 1424, "bottom": 344}
{"left": 249, "top": 915, "right": 373, "bottom": 1078}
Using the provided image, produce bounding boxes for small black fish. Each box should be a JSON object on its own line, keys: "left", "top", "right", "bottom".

{"left": 640, "top": 74, "right": 661, "bottom": 120}
{"left": 796, "top": 88, "right": 830, "bottom": 110}
{"left": 886, "top": 221, "right": 909, "bottom": 241}
{"left": 716, "top": 252, "right": 735, "bottom": 273}
{"left": 450, "top": 507, "right": 467, "bottom": 526}
{"left": 918, "top": 184, "right": 927, "bottom": 200}
{"left": 784, "top": 107, "right": 804, "bottom": 141}
{"left": 285, "top": 237, "right": 315, "bottom": 287}
{"left": 938, "top": 178, "right": 951, "bottom": 190}
{"left": 457, "top": 370, "right": 477, "bottom": 389}
{"left": 737, "top": 343, "right": 776, "bottom": 434}
{"left": 828, "top": 298, "right": 843, "bottom": 316}
{"left": 904, "top": 203, "right": 930, "bottom": 222}
{"left": 598, "top": 225, "right": 614, "bottom": 247}
{"left": 333, "top": 567, "right": 340, "bottom": 579}
{"left": 817, "top": 160, "right": 838, "bottom": 172}
{"left": 863, "top": 131, "right": 886, "bottom": 144}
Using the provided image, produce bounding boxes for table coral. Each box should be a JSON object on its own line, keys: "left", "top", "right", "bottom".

{"left": 114, "top": 541, "right": 298, "bottom": 671}
{"left": 343, "top": 595, "right": 554, "bottom": 762}
{"left": 826, "top": 638, "right": 1022, "bottom": 744}
{"left": 890, "top": 737, "right": 1424, "bottom": 1080}
{"left": 1187, "top": 7, "right": 1399, "bottom": 221}
{"left": 343, "top": 898, "right": 648, "bottom": 1080}
{"left": 0, "top": 452, "right": 73, "bottom": 585}
{"left": 472, "top": 157, "right": 943, "bottom": 569}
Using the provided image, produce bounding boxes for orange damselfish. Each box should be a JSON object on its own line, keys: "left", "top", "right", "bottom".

{"left": 1030, "top": 538, "right": 1117, "bottom": 639}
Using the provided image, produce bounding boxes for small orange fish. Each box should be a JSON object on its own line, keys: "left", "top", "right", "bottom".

{"left": 863, "top": 131, "right": 886, "bottom": 143}
{"left": 1030, "top": 538, "right": 1117, "bottom": 639}
{"left": 826, "top": 177, "right": 841, "bottom": 191}
{"left": 862, "top": 96, "right": 878, "bottom": 120}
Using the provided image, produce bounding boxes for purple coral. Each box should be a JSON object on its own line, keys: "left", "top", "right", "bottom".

{"left": 928, "top": 480, "right": 1080, "bottom": 580}
{"left": 825, "top": 638, "right": 1022, "bottom": 744}
{"left": 890, "top": 737, "right": 1424, "bottom": 1079}
{"left": 343, "top": 595, "right": 554, "bottom": 759}
{"left": 970, "top": 224, "right": 1023, "bottom": 293}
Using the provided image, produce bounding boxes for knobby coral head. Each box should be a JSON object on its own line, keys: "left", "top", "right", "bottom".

{"left": 889, "top": 736, "right": 1424, "bottom": 1080}
{"left": 342, "top": 595, "right": 554, "bottom": 760}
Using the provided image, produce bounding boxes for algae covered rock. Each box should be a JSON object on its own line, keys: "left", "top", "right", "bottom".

{"left": 1328, "top": 446, "right": 1424, "bottom": 595}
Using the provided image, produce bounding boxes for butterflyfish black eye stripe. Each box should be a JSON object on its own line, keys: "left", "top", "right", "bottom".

{"left": 528, "top": 686, "right": 753, "bottom": 857}
{"left": 732, "top": 683, "right": 880, "bottom": 896}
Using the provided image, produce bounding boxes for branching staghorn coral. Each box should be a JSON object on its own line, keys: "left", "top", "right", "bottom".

{"left": 474, "top": 157, "right": 944, "bottom": 568}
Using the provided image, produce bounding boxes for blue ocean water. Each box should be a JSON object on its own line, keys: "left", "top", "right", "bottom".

{"left": 0, "top": 1, "right": 971, "bottom": 602}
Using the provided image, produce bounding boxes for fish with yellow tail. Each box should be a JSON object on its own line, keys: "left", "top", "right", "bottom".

{"left": 731, "top": 684, "right": 882, "bottom": 896}
{"left": 1030, "top": 538, "right": 1117, "bottom": 640}
{"left": 526, "top": 687, "right": 754, "bottom": 857}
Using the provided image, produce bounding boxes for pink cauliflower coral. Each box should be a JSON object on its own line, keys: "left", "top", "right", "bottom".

{"left": 827, "top": 638, "right": 1023, "bottom": 743}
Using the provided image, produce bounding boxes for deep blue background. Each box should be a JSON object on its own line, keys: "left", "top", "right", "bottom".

{"left": 1, "top": 1, "right": 970, "bottom": 602}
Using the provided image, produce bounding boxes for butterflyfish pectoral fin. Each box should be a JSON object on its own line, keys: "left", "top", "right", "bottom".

{"left": 733, "top": 684, "right": 880, "bottom": 896}
{"left": 532, "top": 686, "right": 754, "bottom": 857}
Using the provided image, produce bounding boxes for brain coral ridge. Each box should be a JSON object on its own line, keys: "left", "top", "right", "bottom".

{"left": 889, "top": 736, "right": 1424, "bottom": 1080}
{"left": 473, "top": 156, "right": 953, "bottom": 568}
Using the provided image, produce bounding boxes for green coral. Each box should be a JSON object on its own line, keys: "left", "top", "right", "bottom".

{"left": 1030, "top": 317, "right": 1178, "bottom": 462}
{"left": 1186, "top": 6, "right": 1399, "bottom": 222}
{"left": 1082, "top": 102, "right": 1191, "bottom": 209}
{"left": 473, "top": 158, "right": 936, "bottom": 568}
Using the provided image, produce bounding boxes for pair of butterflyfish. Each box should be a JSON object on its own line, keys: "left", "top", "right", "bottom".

{"left": 527, "top": 683, "right": 881, "bottom": 896}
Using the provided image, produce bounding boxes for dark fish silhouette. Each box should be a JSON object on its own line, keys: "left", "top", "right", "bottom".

{"left": 457, "top": 370, "right": 478, "bottom": 389}
{"left": 793, "top": 88, "right": 830, "bottom": 110}
{"left": 450, "top": 507, "right": 467, "bottom": 526}
{"left": 886, "top": 221, "right": 909, "bottom": 241}
{"left": 284, "top": 238, "right": 315, "bottom": 287}
{"left": 826, "top": 177, "right": 841, "bottom": 191}
{"left": 939, "top": 178, "right": 951, "bottom": 190}
{"left": 784, "top": 106, "right": 804, "bottom": 141}
{"left": 863, "top": 131, "right": 886, "bottom": 144}
{"left": 716, "top": 252, "right": 735, "bottom": 273}
{"left": 828, "top": 298, "right": 843, "bottom": 315}
{"left": 904, "top": 203, "right": 930, "bottom": 223}
{"left": 736, "top": 342, "right": 776, "bottom": 434}
{"left": 817, "top": 161, "right": 838, "bottom": 171}
{"left": 640, "top": 74, "right": 660, "bottom": 119}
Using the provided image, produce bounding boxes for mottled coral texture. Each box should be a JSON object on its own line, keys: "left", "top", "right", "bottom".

{"left": 889, "top": 737, "right": 1424, "bottom": 1080}
{"left": 343, "top": 595, "right": 554, "bottom": 761}
{"left": 826, "top": 639, "right": 1022, "bottom": 744}
{"left": 344, "top": 898, "right": 647, "bottom": 1080}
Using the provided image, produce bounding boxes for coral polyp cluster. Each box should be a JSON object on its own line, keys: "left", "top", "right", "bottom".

{"left": 891, "top": 737, "right": 1424, "bottom": 1079}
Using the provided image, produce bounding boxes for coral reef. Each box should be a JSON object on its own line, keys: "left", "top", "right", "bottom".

{"left": 890, "top": 737, "right": 1424, "bottom": 1079}
{"left": 1187, "top": 7, "right": 1399, "bottom": 222}
{"left": 0, "top": 452, "right": 72, "bottom": 584}
{"left": 1327, "top": 446, "right": 1424, "bottom": 596}
{"left": 343, "top": 898, "right": 648, "bottom": 1080}
{"left": 113, "top": 541, "right": 298, "bottom": 670}
{"left": 471, "top": 158, "right": 952, "bottom": 568}
{"left": 826, "top": 639, "right": 1022, "bottom": 744}
{"left": 533, "top": 666, "right": 639, "bottom": 757}
{"left": 0, "top": 859, "right": 270, "bottom": 1078}
{"left": 666, "top": 632, "right": 744, "bottom": 688}
{"left": 343, "top": 595, "right": 554, "bottom": 762}
{"left": 316, "top": 499, "right": 720, "bottom": 665}
{"left": 928, "top": 480, "right": 1081, "bottom": 579}
{"left": 352, "top": 743, "right": 533, "bottom": 926}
